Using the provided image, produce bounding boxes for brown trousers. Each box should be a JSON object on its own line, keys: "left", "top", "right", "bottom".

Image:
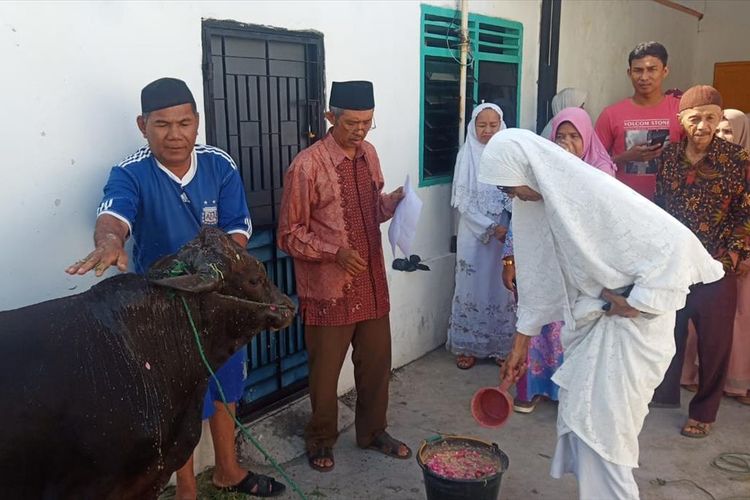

{"left": 304, "top": 315, "right": 391, "bottom": 450}
{"left": 652, "top": 274, "right": 737, "bottom": 422}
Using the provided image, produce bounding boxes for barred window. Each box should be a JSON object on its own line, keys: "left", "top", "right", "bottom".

{"left": 419, "top": 5, "right": 523, "bottom": 186}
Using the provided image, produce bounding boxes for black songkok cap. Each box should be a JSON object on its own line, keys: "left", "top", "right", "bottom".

{"left": 329, "top": 81, "right": 375, "bottom": 110}
{"left": 141, "top": 77, "right": 196, "bottom": 114}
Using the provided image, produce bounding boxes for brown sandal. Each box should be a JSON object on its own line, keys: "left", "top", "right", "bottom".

{"left": 456, "top": 355, "right": 476, "bottom": 370}
{"left": 680, "top": 420, "right": 711, "bottom": 439}
{"left": 307, "top": 446, "right": 334, "bottom": 472}
{"left": 366, "top": 431, "right": 412, "bottom": 459}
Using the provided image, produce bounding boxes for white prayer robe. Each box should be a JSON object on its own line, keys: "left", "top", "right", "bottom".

{"left": 478, "top": 130, "right": 724, "bottom": 484}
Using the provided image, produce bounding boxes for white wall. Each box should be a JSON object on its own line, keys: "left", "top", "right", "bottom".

{"left": 557, "top": 0, "right": 700, "bottom": 122}
{"left": 693, "top": 0, "right": 750, "bottom": 86}
{"left": 0, "top": 0, "right": 540, "bottom": 392}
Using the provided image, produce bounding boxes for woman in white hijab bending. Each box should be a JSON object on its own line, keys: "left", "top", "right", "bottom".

{"left": 479, "top": 129, "right": 724, "bottom": 499}
{"left": 448, "top": 103, "right": 516, "bottom": 369}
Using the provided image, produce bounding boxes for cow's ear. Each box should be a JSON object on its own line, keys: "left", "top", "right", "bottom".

{"left": 148, "top": 252, "right": 223, "bottom": 293}
{"left": 149, "top": 274, "right": 221, "bottom": 293}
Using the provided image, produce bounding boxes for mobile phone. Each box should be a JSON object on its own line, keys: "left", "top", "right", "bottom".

{"left": 646, "top": 129, "right": 669, "bottom": 148}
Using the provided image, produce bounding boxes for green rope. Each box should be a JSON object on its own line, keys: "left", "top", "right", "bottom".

{"left": 180, "top": 296, "right": 307, "bottom": 500}
{"left": 168, "top": 260, "right": 191, "bottom": 277}
{"left": 651, "top": 452, "right": 750, "bottom": 499}
{"left": 712, "top": 452, "right": 750, "bottom": 480}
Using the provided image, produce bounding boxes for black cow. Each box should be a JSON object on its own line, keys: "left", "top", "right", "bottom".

{"left": 0, "top": 227, "right": 295, "bottom": 499}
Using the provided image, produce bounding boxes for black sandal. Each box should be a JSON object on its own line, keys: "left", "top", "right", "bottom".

{"left": 216, "top": 471, "right": 286, "bottom": 497}
{"left": 307, "top": 446, "right": 335, "bottom": 472}
{"left": 366, "top": 431, "right": 412, "bottom": 459}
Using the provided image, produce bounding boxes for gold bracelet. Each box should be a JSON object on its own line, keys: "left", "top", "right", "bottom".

{"left": 502, "top": 259, "right": 514, "bottom": 267}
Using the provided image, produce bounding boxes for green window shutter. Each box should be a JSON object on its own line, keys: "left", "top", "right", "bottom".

{"left": 419, "top": 4, "right": 523, "bottom": 187}
{"left": 470, "top": 13, "right": 523, "bottom": 129}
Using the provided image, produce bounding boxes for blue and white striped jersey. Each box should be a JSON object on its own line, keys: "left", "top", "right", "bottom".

{"left": 98, "top": 144, "right": 252, "bottom": 274}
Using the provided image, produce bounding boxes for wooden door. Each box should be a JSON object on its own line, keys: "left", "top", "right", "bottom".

{"left": 714, "top": 62, "right": 750, "bottom": 111}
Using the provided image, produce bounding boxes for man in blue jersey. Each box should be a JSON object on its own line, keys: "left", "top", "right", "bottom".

{"left": 66, "top": 78, "right": 284, "bottom": 498}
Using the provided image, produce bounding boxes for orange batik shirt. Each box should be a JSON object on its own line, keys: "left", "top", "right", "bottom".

{"left": 277, "top": 132, "right": 399, "bottom": 326}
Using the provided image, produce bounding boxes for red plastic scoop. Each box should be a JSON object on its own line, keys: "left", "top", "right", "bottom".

{"left": 471, "top": 379, "right": 513, "bottom": 428}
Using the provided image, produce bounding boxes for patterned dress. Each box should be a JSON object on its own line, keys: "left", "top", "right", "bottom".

{"left": 446, "top": 208, "right": 517, "bottom": 359}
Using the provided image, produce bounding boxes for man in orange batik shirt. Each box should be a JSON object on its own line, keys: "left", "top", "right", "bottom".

{"left": 278, "top": 80, "right": 410, "bottom": 473}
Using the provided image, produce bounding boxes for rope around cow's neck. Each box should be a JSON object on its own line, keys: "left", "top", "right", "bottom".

{"left": 180, "top": 296, "right": 307, "bottom": 500}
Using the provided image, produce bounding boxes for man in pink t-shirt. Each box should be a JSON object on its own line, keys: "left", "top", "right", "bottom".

{"left": 595, "top": 42, "right": 682, "bottom": 200}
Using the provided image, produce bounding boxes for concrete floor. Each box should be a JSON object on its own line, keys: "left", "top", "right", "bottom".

{"left": 174, "top": 348, "right": 750, "bottom": 500}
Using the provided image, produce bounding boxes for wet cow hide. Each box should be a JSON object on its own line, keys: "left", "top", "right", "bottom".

{"left": 0, "top": 227, "right": 295, "bottom": 499}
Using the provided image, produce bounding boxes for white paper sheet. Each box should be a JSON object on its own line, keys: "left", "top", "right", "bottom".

{"left": 388, "top": 174, "right": 423, "bottom": 257}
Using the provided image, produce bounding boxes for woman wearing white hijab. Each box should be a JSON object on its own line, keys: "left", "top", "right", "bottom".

{"left": 539, "top": 87, "right": 589, "bottom": 139}
{"left": 448, "top": 103, "right": 516, "bottom": 369}
{"left": 479, "top": 129, "right": 723, "bottom": 499}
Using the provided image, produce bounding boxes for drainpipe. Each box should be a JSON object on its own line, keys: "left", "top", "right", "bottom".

{"left": 457, "top": 0, "right": 470, "bottom": 145}
{"left": 452, "top": 0, "right": 470, "bottom": 254}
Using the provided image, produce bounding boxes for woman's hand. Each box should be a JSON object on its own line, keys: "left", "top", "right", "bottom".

{"left": 500, "top": 333, "right": 530, "bottom": 384}
{"left": 502, "top": 259, "right": 516, "bottom": 291}
{"left": 494, "top": 225, "right": 508, "bottom": 242}
{"left": 601, "top": 288, "right": 640, "bottom": 318}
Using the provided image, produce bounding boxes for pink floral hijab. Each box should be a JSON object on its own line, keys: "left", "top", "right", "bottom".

{"left": 550, "top": 107, "right": 617, "bottom": 176}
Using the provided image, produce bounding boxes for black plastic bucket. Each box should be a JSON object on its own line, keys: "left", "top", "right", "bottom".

{"left": 417, "top": 436, "right": 509, "bottom": 500}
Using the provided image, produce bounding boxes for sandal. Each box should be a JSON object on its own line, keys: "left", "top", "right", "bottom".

{"left": 456, "top": 355, "right": 476, "bottom": 370}
{"left": 680, "top": 420, "right": 711, "bottom": 439}
{"left": 216, "top": 471, "right": 286, "bottom": 497}
{"left": 681, "top": 384, "right": 699, "bottom": 393}
{"left": 513, "top": 396, "right": 541, "bottom": 414}
{"left": 366, "top": 431, "right": 412, "bottom": 459}
{"left": 307, "top": 446, "right": 334, "bottom": 473}
{"left": 733, "top": 395, "right": 750, "bottom": 405}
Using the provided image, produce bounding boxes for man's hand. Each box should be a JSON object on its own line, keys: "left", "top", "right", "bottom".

{"left": 494, "top": 225, "right": 508, "bottom": 242}
{"left": 616, "top": 143, "right": 663, "bottom": 165}
{"left": 502, "top": 260, "right": 516, "bottom": 292}
{"left": 336, "top": 248, "right": 367, "bottom": 276}
{"left": 66, "top": 233, "right": 128, "bottom": 277}
{"left": 66, "top": 214, "right": 130, "bottom": 277}
{"left": 601, "top": 288, "right": 640, "bottom": 318}
{"left": 500, "top": 333, "right": 530, "bottom": 384}
{"left": 389, "top": 186, "right": 405, "bottom": 203}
